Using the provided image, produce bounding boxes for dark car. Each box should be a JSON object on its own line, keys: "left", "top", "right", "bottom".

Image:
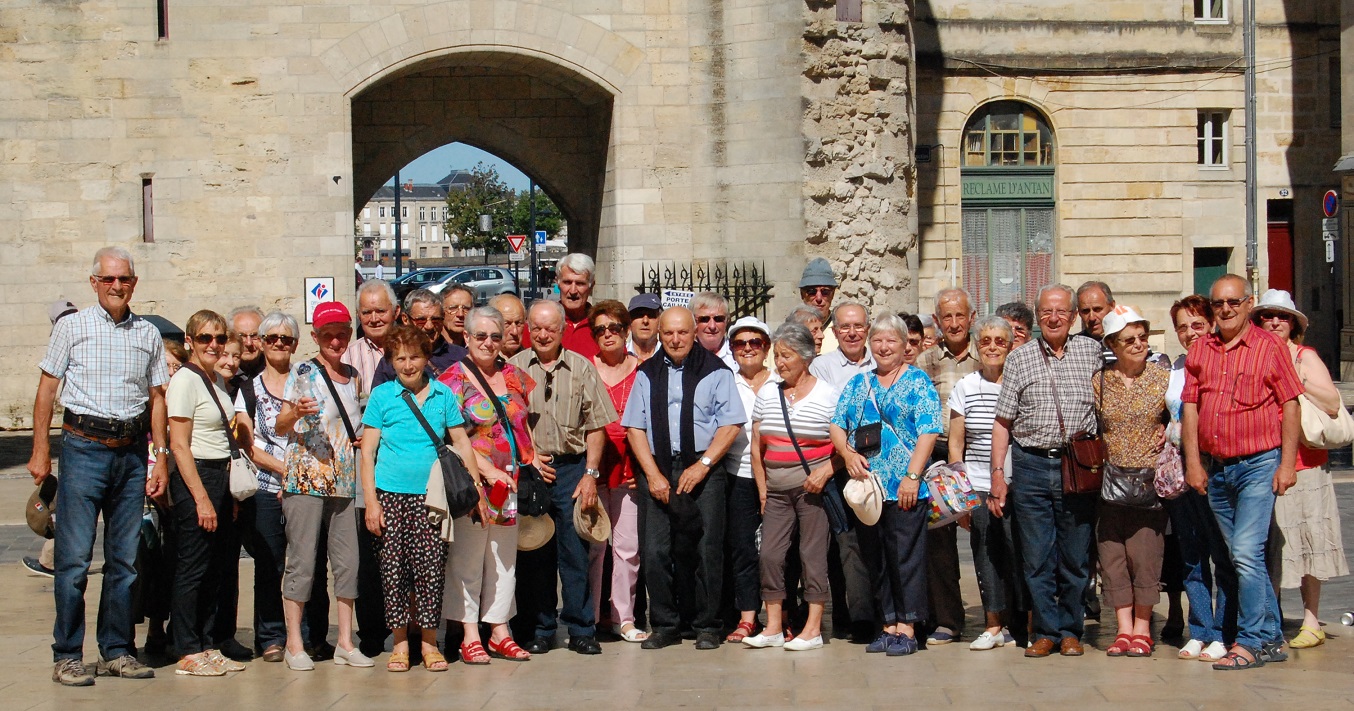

{"left": 389, "top": 268, "right": 457, "bottom": 304}
{"left": 427, "top": 267, "right": 518, "bottom": 304}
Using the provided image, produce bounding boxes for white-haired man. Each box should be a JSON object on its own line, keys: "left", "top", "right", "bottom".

{"left": 557, "top": 252, "right": 599, "bottom": 358}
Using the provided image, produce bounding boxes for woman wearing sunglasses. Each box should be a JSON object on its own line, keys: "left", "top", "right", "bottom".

{"left": 584, "top": 300, "right": 648, "bottom": 642}
{"left": 165, "top": 309, "right": 247, "bottom": 676}
{"left": 724, "top": 316, "right": 773, "bottom": 642}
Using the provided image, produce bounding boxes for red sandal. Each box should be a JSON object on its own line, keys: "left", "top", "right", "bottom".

{"left": 1105, "top": 633, "right": 1132, "bottom": 657}
{"left": 460, "top": 640, "right": 491, "bottom": 665}
{"left": 487, "top": 637, "right": 530, "bottom": 661}
{"left": 725, "top": 621, "right": 756, "bottom": 643}
{"left": 1127, "top": 635, "right": 1154, "bottom": 658}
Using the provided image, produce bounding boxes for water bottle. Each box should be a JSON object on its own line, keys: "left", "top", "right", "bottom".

{"left": 1341, "top": 610, "right": 1354, "bottom": 626}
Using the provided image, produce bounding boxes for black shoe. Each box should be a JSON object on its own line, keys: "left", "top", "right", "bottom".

{"left": 21, "top": 556, "right": 54, "bottom": 578}
{"left": 358, "top": 642, "right": 384, "bottom": 658}
{"left": 523, "top": 637, "right": 553, "bottom": 655}
{"left": 216, "top": 638, "right": 253, "bottom": 661}
{"left": 641, "top": 632, "right": 680, "bottom": 650}
{"left": 849, "top": 621, "right": 876, "bottom": 644}
{"left": 567, "top": 635, "right": 602, "bottom": 655}
{"left": 305, "top": 641, "right": 336, "bottom": 661}
{"left": 1160, "top": 622, "right": 1185, "bottom": 641}
{"left": 694, "top": 632, "right": 721, "bottom": 650}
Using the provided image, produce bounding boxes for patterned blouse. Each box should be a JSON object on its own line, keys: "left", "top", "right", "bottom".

{"left": 439, "top": 361, "right": 537, "bottom": 525}
{"left": 1093, "top": 364, "right": 1169, "bottom": 469}
{"left": 282, "top": 360, "right": 362, "bottom": 498}
{"left": 831, "top": 366, "right": 942, "bottom": 501}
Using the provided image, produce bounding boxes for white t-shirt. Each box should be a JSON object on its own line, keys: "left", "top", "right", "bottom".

{"left": 727, "top": 372, "right": 764, "bottom": 479}
{"left": 166, "top": 367, "right": 233, "bottom": 460}
{"left": 946, "top": 371, "right": 1010, "bottom": 492}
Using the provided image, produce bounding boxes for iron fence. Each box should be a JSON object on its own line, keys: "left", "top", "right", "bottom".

{"left": 635, "top": 261, "right": 774, "bottom": 321}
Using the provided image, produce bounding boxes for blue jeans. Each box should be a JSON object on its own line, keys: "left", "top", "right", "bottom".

{"left": 1206, "top": 449, "right": 1282, "bottom": 648}
{"left": 522, "top": 454, "right": 596, "bottom": 639}
{"left": 1164, "top": 489, "right": 1235, "bottom": 644}
{"left": 52, "top": 431, "right": 148, "bottom": 662}
{"left": 1011, "top": 445, "right": 1096, "bottom": 643}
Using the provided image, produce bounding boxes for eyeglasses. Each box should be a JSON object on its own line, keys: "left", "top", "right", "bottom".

{"left": 1038, "top": 309, "right": 1072, "bottom": 319}
{"left": 630, "top": 309, "right": 659, "bottom": 319}
{"left": 591, "top": 323, "right": 626, "bottom": 337}
{"left": 262, "top": 334, "right": 297, "bottom": 347}
{"left": 1210, "top": 298, "right": 1248, "bottom": 310}
{"left": 470, "top": 331, "right": 503, "bottom": 342}
{"left": 695, "top": 314, "right": 727, "bottom": 325}
{"left": 801, "top": 286, "right": 834, "bottom": 297}
{"left": 543, "top": 369, "right": 555, "bottom": 401}
{"left": 92, "top": 275, "right": 138, "bottom": 285}
{"left": 192, "top": 334, "right": 229, "bottom": 346}
{"left": 977, "top": 337, "right": 1010, "bottom": 348}
{"left": 1257, "top": 312, "right": 1292, "bottom": 322}
{"left": 732, "top": 337, "right": 766, "bottom": 350}
{"left": 410, "top": 316, "right": 444, "bottom": 327}
{"left": 836, "top": 323, "right": 867, "bottom": 333}
{"left": 1114, "top": 335, "right": 1150, "bottom": 346}
{"left": 445, "top": 304, "right": 472, "bottom": 314}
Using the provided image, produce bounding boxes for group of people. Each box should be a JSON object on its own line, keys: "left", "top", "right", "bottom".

{"left": 30, "top": 245, "right": 1348, "bottom": 686}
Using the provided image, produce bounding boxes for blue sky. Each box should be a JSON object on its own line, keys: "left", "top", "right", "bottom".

{"left": 385, "top": 143, "right": 531, "bottom": 191}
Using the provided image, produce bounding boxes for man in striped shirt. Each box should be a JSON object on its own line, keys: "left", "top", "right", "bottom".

{"left": 1182, "top": 273, "right": 1302, "bottom": 670}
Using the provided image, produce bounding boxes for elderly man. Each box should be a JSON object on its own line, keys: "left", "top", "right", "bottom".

{"left": 915, "top": 288, "right": 981, "bottom": 645}
{"left": 624, "top": 307, "right": 746, "bottom": 650}
{"left": 557, "top": 252, "right": 600, "bottom": 357}
{"left": 342, "top": 280, "right": 400, "bottom": 398}
{"left": 509, "top": 300, "right": 617, "bottom": 655}
{"left": 1183, "top": 274, "right": 1302, "bottom": 669}
{"left": 490, "top": 292, "right": 530, "bottom": 357}
{"left": 228, "top": 306, "right": 266, "bottom": 381}
{"left": 372, "top": 289, "right": 466, "bottom": 388}
{"left": 995, "top": 301, "right": 1034, "bottom": 348}
{"left": 988, "top": 283, "right": 1102, "bottom": 658}
{"left": 30, "top": 246, "right": 167, "bottom": 685}
{"left": 627, "top": 293, "right": 662, "bottom": 361}
{"left": 691, "top": 291, "right": 737, "bottom": 370}
{"left": 799, "top": 258, "right": 840, "bottom": 353}
{"left": 1076, "top": 281, "right": 1114, "bottom": 341}
{"left": 440, "top": 283, "right": 475, "bottom": 350}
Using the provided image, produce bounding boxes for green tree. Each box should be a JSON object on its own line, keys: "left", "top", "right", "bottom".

{"left": 508, "top": 189, "right": 563, "bottom": 240}
{"left": 444, "top": 163, "right": 517, "bottom": 253}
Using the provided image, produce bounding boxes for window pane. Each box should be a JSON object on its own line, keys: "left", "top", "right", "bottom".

{"left": 962, "top": 210, "right": 990, "bottom": 313}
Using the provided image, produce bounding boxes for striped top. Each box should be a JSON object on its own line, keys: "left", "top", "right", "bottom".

{"left": 752, "top": 379, "right": 837, "bottom": 491}
{"left": 1181, "top": 323, "right": 1303, "bottom": 460}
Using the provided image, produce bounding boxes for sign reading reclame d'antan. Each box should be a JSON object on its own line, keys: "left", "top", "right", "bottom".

{"left": 961, "top": 174, "right": 1055, "bottom": 203}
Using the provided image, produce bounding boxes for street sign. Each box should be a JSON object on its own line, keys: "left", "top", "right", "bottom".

{"left": 1326, "top": 240, "right": 1336, "bottom": 263}
{"left": 507, "top": 234, "right": 526, "bottom": 252}
{"left": 535, "top": 230, "right": 548, "bottom": 251}
{"left": 1323, "top": 217, "right": 1339, "bottom": 231}
{"left": 1324, "top": 230, "right": 1339, "bottom": 242}
{"left": 661, "top": 289, "right": 695, "bottom": 308}
{"left": 1323, "top": 190, "right": 1339, "bottom": 218}
{"left": 509, "top": 250, "right": 526, "bottom": 262}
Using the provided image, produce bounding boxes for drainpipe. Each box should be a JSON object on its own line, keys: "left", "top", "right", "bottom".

{"left": 1244, "top": 0, "right": 1258, "bottom": 288}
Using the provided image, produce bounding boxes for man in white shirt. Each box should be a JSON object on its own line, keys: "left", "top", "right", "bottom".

{"left": 809, "top": 302, "right": 873, "bottom": 391}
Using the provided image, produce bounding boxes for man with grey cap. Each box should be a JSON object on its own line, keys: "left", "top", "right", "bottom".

{"left": 799, "top": 257, "right": 839, "bottom": 354}
{"left": 627, "top": 293, "right": 661, "bottom": 361}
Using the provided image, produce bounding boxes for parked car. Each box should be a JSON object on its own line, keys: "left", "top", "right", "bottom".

{"left": 427, "top": 267, "right": 518, "bottom": 303}
{"left": 389, "top": 268, "right": 457, "bottom": 303}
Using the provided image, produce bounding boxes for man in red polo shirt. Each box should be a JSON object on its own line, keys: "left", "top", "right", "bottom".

{"left": 1181, "top": 273, "right": 1302, "bottom": 671}
{"left": 557, "top": 253, "right": 600, "bottom": 358}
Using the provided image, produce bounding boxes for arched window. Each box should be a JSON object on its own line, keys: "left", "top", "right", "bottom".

{"left": 963, "top": 101, "right": 1055, "bottom": 167}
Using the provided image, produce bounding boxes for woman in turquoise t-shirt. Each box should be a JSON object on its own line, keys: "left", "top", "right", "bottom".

{"left": 359, "top": 325, "right": 482, "bottom": 673}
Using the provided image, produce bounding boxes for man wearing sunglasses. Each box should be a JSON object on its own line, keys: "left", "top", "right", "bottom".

{"left": 799, "top": 258, "right": 840, "bottom": 354}
{"left": 30, "top": 246, "right": 168, "bottom": 685}
{"left": 372, "top": 289, "right": 466, "bottom": 389}
{"left": 1181, "top": 274, "right": 1303, "bottom": 670}
{"left": 692, "top": 291, "right": 737, "bottom": 370}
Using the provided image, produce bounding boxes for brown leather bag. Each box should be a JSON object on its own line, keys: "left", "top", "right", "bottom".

{"left": 1038, "top": 342, "right": 1105, "bottom": 495}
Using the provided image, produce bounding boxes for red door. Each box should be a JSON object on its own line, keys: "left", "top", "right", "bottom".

{"left": 1267, "top": 220, "right": 1294, "bottom": 292}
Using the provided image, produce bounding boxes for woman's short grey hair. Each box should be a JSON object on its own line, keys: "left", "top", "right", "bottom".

{"left": 771, "top": 322, "right": 817, "bottom": 363}
{"left": 557, "top": 253, "right": 595, "bottom": 284}
{"left": 784, "top": 304, "right": 823, "bottom": 328}
{"left": 93, "top": 246, "right": 135, "bottom": 276}
{"left": 972, "top": 315, "right": 1013, "bottom": 344}
{"left": 403, "top": 288, "right": 441, "bottom": 313}
{"left": 690, "top": 290, "right": 728, "bottom": 315}
{"left": 869, "top": 313, "right": 908, "bottom": 342}
{"left": 258, "top": 311, "right": 299, "bottom": 339}
{"left": 466, "top": 305, "right": 504, "bottom": 334}
{"left": 358, "top": 278, "right": 398, "bottom": 310}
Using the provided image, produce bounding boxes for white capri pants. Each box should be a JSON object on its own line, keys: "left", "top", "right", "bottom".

{"left": 443, "top": 517, "right": 519, "bottom": 624}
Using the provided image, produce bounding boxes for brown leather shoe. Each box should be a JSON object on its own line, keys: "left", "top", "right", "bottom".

{"left": 1060, "top": 637, "right": 1085, "bottom": 656}
{"left": 1025, "top": 638, "right": 1056, "bottom": 658}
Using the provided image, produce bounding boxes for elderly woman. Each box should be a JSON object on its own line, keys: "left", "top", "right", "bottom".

{"left": 584, "top": 300, "right": 648, "bottom": 642}
{"left": 360, "top": 325, "right": 482, "bottom": 672}
{"left": 725, "top": 316, "right": 774, "bottom": 643}
{"left": 1165, "top": 296, "right": 1233, "bottom": 661}
{"left": 1252, "top": 290, "right": 1349, "bottom": 650}
{"left": 439, "top": 306, "right": 536, "bottom": 664}
{"left": 784, "top": 305, "right": 825, "bottom": 353}
{"left": 948, "top": 315, "right": 1022, "bottom": 651}
{"left": 742, "top": 323, "right": 838, "bottom": 651}
{"left": 1094, "top": 308, "right": 1170, "bottom": 658}
{"left": 830, "top": 314, "right": 942, "bottom": 657}
{"left": 274, "top": 302, "right": 372, "bottom": 671}
{"left": 166, "top": 310, "right": 246, "bottom": 676}
{"left": 231, "top": 312, "right": 299, "bottom": 662}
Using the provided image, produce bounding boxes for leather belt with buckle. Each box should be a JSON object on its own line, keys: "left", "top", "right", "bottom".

{"left": 1020, "top": 445, "right": 1065, "bottom": 459}
{"left": 63, "top": 410, "right": 148, "bottom": 447}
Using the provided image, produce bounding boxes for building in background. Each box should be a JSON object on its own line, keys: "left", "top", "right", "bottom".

{"left": 358, "top": 170, "right": 473, "bottom": 262}
{"left": 1336, "top": 0, "right": 1354, "bottom": 378}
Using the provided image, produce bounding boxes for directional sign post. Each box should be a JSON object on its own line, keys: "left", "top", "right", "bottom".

{"left": 535, "top": 230, "right": 548, "bottom": 252}
{"left": 508, "top": 234, "right": 527, "bottom": 267}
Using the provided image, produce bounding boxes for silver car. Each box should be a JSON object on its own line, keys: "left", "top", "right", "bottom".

{"left": 427, "top": 266, "right": 518, "bottom": 303}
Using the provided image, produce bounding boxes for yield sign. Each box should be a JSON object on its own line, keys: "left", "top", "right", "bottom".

{"left": 507, "top": 234, "right": 527, "bottom": 252}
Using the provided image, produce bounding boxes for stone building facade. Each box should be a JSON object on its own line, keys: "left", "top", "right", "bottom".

{"left": 358, "top": 171, "right": 472, "bottom": 261}
{"left": 915, "top": 0, "right": 1343, "bottom": 362}
{"left": 0, "top": 0, "right": 919, "bottom": 425}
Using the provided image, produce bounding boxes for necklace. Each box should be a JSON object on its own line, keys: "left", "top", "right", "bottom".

{"left": 785, "top": 375, "right": 814, "bottom": 402}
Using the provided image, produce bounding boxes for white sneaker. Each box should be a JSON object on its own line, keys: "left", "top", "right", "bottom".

{"left": 1198, "top": 641, "right": 1228, "bottom": 662}
{"left": 283, "top": 649, "right": 314, "bottom": 671}
{"left": 742, "top": 632, "right": 785, "bottom": 648}
{"left": 784, "top": 635, "right": 823, "bottom": 651}
{"left": 1177, "top": 639, "right": 1205, "bottom": 660}
{"left": 334, "top": 646, "right": 374, "bottom": 668}
{"left": 969, "top": 630, "right": 1006, "bottom": 651}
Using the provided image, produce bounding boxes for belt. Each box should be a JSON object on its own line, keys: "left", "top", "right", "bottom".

{"left": 1018, "top": 444, "right": 1065, "bottom": 459}
{"left": 549, "top": 452, "right": 586, "bottom": 464}
{"left": 63, "top": 410, "right": 148, "bottom": 446}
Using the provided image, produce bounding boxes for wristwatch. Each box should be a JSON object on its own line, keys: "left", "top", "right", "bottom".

{"left": 155, "top": 447, "right": 171, "bottom": 456}
{"left": 904, "top": 471, "right": 922, "bottom": 481}
{"left": 699, "top": 455, "right": 714, "bottom": 468}
{"left": 585, "top": 468, "right": 601, "bottom": 480}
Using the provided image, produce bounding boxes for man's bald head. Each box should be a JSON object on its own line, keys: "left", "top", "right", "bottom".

{"left": 659, "top": 306, "right": 696, "bottom": 363}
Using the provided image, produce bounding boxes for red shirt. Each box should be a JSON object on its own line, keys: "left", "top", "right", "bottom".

{"left": 1181, "top": 323, "right": 1303, "bottom": 460}
{"left": 562, "top": 310, "right": 599, "bottom": 358}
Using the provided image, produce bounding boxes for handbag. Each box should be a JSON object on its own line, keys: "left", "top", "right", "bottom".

{"left": 1101, "top": 462, "right": 1160, "bottom": 509}
{"left": 1299, "top": 394, "right": 1354, "bottom": 450}
{"left": 461, "top": 358, "right": 550, "bottom": 518}
{"left": 1039, "top": 344, "right": 1105, "bottom": 495}
{"left": 1154, "top": 444, "right": 1188, "bottom": 500}
{"left": 184, "top": 363, "right": 258, "bottom": 501}
{"left": 923, "top": 460, "right": 981, "bottom": 529}
{"left": 779, "top": 385, "right": 849, "bottom": 535}
{"left": 850, "top": 380, "right": 884, "bottom": 457}
{"left": 400, "top": 390, "right": 479, "bottom": 519}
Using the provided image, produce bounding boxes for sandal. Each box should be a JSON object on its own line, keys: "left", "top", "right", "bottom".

{"left": 1290, "top": 625, "right": 1325, "bottom": 649}
{"left": 487, "top": 637, "right": 530, "bottom": 662}
{"left": 421, "top": 650, "right": 449, "bottom": 672}
{"left": 1105, "top": 634, "right": 1132, "bottom": 657}
{"left": 1211, "top": 644, "right": 1264, "bottom": 671}
{"left": 1127, "top": 635, "right": 1154, "bottom": 658}
{"left": 725, "top": 621, "right": 756, "bottom": 644}
{"left": 617, "top": 623, "right": 649, "bottom": 643}
{"left": 386, "top": 652, "right": 410, "bottom": 673}
{"left": 460, "top": 641, "right": 491, "bottom": 665}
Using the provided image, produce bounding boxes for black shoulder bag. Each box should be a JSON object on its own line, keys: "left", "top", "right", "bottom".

{"left": 461, "top": 358, "right": 550, "bottom": 517}
{"left": 311, "top": 358, "right": 361, "bottom": 453}
{"left": 851, "top": 379, "right": 884, "bottom": 457}
{"left": 400, "top": 389, "right": 478, "bottom": 519}
{"left": 779, "top": 385, "right": 849, "bottom": 534}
